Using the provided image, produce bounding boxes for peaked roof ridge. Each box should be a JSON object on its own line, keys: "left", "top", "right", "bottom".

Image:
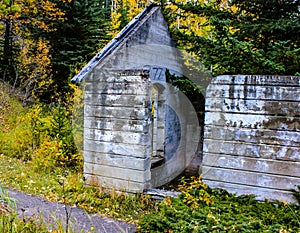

{"left": 71, "top": 3, "right": 159, "bottom": 83}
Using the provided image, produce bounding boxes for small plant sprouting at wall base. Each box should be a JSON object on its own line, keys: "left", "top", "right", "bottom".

{"left": 178, "top": 175, "right": 215, "bottom": 208}
{"left": 291, "top": 185, "right": 300, "bottom": 205}
{"left": 0, "top": 185, "right": 16, "bottom": 213}
{"left": 0, "top": 185, "right": 50, "bottom": 233}
{"left": 58, "top": 170, "right": 73, "bottom": 233}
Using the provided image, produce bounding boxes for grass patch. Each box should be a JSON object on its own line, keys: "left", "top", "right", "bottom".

{"left": 0, "top": 154, "right": 154, "bottom": 223}
{"left": 0, "top": 212, "right": 50, "bottom": 233}
{"left": 138, "top": 177, "right": 300, "bottom": 233}
{"left": 1, "top": 156, "right": 299, "bottom": 232}
{"left": 1, "top": 83, "right": 300, "bottom": 232}
{"left": 0, "top": 86, "right": 32, "bottom": 160}
{"left": 1, "top": 157, "right": 300, "bottom": 232}
{"left": 0, "top": 183, "right": 50, "bottom": 233}
{"left": 0, "top": 85, "right": 154, "bottom": 224}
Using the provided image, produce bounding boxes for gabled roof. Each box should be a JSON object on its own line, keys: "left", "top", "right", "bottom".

{"left": 71, "top": 3, "right": 159, "bottom": 84}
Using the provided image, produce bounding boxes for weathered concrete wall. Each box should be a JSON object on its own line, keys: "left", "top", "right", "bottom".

{"left": 203, "top": 75, "right": 300, "bottom": 202}
{"left": 93, "top": 6, "right": 183, "bottom": 78}
{"left": 81, "top": 4, "right": 202, "bottom": 192}
{"left": 150, "top": 80, "right": 200, "bottom": 188}
{"left": 83, "top": 66, "right": 200, "bottom": 192}
{"left": 84, "top": 70, "right": 152, "bottom": 192}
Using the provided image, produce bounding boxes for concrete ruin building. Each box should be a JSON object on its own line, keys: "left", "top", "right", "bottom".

{"left": 71, "top": 4, "right": 203, "bottom": 192}
{"left": 71, "top": 4, "right": 300, "bottom": 203}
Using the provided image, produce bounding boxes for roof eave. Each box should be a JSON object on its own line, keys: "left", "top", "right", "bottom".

{"left": 70, "top": 3, "right": 158, "bottom": 84}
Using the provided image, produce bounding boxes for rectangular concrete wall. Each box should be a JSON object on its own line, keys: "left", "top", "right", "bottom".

{"left": 203, "top": 75, "right": 300, "bottom": 203}
{"left": 83, "top": 70, "right": 152, "bottom": 192}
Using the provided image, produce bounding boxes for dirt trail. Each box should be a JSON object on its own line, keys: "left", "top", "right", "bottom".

{"left": 5, "top": 188, "right": 136, "bottom": 233}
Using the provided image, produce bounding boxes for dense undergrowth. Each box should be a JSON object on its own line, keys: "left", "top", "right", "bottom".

{"left": 0, "top": 84, "right": 154, "bottom": 224}
{"left": 138, "top": 177, "right": 300, "bottom": 232}
{"left": 0, "top": 83, "right": 83, "bottom": 171}
{"left": 0, "top": 85, "right": 300, "bottom": 232}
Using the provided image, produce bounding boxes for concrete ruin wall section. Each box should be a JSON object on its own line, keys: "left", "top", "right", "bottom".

{"left": 83, "top": 70, "right": 152, "bottom": 192}
{"left": 203, "top": 75, "right": 300, "bottom": 203}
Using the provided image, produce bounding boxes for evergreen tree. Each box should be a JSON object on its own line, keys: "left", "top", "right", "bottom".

{"left": 45, "top": 0, "right": 111, "bottom": 103}
{"left": 110, "top": 0, "right": 149, "bottom": 36}
{"left": 169, "top": 0, "right": 300, "bottom": 76}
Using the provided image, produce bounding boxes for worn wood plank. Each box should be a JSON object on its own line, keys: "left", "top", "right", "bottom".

{"left": 84, "top": 151, "right": 151, "bottom": 171}
{"left": 202, "top": 166, "right": 300, "bottom": 190}
{"left": 204, "top": 125, "right": 300, "bottom": 147}
{"left": 210, "top": 75, "right": 300, "bottom": 87}
{"left": 85, "top": 82, "right": 150, "bottom": 95}
{"left": 144, "top": 189, "right": 181, "bottom": 200}
{"left": 85, "top": 70, "right": 150, "bottom": 86}
{"left": 84, "top": 117, "right": 147, "bottom": 133}
{"left": 84, "top": 105, "right": 150, "bottom": 120}
{"left": 84, "top": 162, "right": 150, "bottom": 183}
{"left": 203, "top": 180, "right": 297, "bottom": 203}
{"left": 84, "top": 128, "right": 150, "bottom": 145}
{"left": 84, "top": 139, "right": 150, "bottom": 158}
{"left": 203, "top": 153, "right": 300, "bottom": 177}
{"left": 84, "top": 174, "right": 148, "bottom": 193}
{"left": 205, "top": 98, "right": 300, "bottom": 116}
{"left": 85, "top": 93, "right": 149, "bottom": 107}
{"left": 206, "top": 84, "right": 300, "bottom": 101}
{"left": 205, "top": 112, "right": 300, "bottom": 131}
{"left": 203, "top": 139, "right": 300, "bottom": 161}
{"left": 85, "top": 70, "right": 151, "bottom": 84}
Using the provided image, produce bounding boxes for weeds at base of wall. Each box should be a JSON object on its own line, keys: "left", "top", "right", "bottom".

{"left": 1, "top": 82, "right": 300, "bottom": 232}
{"left": 138, "top": 176, "right": 300, "bottom": 233}
{"left": 0, "top": 155, "right": 299, "bottom": 232}
{"left": 0, "top": 84, "right": 83, "bottom": 172}
{"left": 0, "top": 154, "right": 154, "bottom": 224}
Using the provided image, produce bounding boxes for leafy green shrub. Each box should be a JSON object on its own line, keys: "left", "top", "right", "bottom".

{"left": 48, "top": 103, "right": 79, "bottom": 166}
{"left": 138, "top": 177, "right": 300, "bottom": 233}
{"left": 31, "top": 140, "right": 60, "bottom": 172}
{"left": 291, "top": 186, "right": 300, "bottom": 205}
{"left": 0, "top": 85, "right": 82, "bottom": 171}
{"left": 28, "top": 103, "right": 82, "bottom": 171}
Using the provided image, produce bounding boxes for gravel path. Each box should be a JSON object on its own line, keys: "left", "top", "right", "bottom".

{"left": 5, "top": 188, "right": 136, "bottom": 233}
